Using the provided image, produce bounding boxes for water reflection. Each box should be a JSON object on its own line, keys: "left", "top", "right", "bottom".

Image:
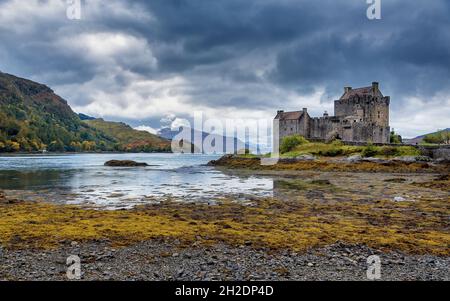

{"left": 0, "top": 170, "right": 73, "bottom": 190}
{"left": 0, "top": 154, "right": 274, "bottom": 209}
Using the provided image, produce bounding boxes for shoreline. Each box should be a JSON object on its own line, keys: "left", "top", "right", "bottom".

{"left": 0, "top": 156, "right": 448, "bottom": 281}
{"left": 0, "top": 151, "right": 173, "bottom": 157}
{"left": 1, "top": 239, "right": 449, "bottom": 281}
{"left": 1, "top": 192, "right": 449, "bottom": 255}
{"left": 208, "top": 154, "right": 450, "bottom": 173}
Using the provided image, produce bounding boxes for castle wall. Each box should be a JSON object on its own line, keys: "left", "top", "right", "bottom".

{"left": 278, "top": 114, "right": 308, "bottom": 140}
{"left": 307, "top": 116, "right": 389, "bottom": 143}
{"left": 350, "top": 123, "right": 390, "bottom": 143}
{"left": 335, "top": 95, "right": 390, "bottom": 127}
{"left": 309, "top": 117, "right": 340, "bottom": 140}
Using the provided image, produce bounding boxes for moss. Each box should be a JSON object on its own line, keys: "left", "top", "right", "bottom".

{"left": 275, "top": 179, "right": 335, "bottom": 191}
{"left": 0, "top": 193, "right": 448, "bottom": 255}
{"left": 412, "top": 174, "right": 450, "bottom": 191}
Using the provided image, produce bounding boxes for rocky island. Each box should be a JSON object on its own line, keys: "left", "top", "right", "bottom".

{"left": 104, "top": 160, "right": 149, "bottom": 167}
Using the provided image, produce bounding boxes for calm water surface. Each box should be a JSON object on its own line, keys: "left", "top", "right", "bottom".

{"left": 0, "top": 153, "right": 273, "bottom": 209}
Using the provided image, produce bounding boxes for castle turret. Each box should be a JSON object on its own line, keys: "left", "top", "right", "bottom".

{"left": 372, "top": 82, "right": 379, "bottom": 93}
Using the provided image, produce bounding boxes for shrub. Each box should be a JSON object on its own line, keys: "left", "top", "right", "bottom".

{"left": 361, "top": 143, "right": 378, "bottom": 157}
{"left": 390, "top": 131, "right": 402, "bottom": 144}
{"left": 380, "top": 146, "right": 398, "bottom": 157}
{"left": 280, "top": 135, "right": 309, "bottom": 154}
{"left": 318, "top": 148, "right": 344, "bottom": 157}
{"left": 329, "top": 139, "right": 343, "bottom": 146}
{"left": 394, "top": 146, "right": 420, "bottom": 157}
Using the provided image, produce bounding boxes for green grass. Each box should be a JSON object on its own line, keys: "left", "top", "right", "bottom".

{"left": 275, "top": 136, "right": 420, "bottom": 158}
{"left": 282, "top": 141, "right": 363, "bottom": 158}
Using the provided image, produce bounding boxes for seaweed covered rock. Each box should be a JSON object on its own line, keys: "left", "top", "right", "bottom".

{"left": 104, "top": 160, "right": 148, "bottom": 167}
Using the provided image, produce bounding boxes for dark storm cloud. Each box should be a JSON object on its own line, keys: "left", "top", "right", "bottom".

{"left": 0, "top": 0, "right": 449, "bottom": 136}
{"left": 141, "top": 0, "right": 351, "bottom": 75}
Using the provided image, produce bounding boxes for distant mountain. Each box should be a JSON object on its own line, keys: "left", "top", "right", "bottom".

{"left": 0, "top": 71, "right": 170, "bottom": 153}
{"left": 85, "top": 119, "right": 171, "bottom": 152}
{"left": 158, "top": 126, "right": 248, "bottom": 154}
{"left": 78, "top": 113, "right": 96, "bottom": 121}
{"left": 403, "top": 128, "right": 450, "bottom": 145}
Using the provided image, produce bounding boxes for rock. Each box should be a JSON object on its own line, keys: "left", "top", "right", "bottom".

{"left": 346, "top": 154, "right": 362, "bottom": 163}
{"left": 310, "top": 179, "right": 331, "bottom": 185}
{"left": 0, "top": 198, "right": 22, "bottom": 205}
{"left": 294, "top": 154, "right": 316, "bottom": 161}
{"left": 70, "top": 241, "right": 79, "bottom": 247}
{"left": 104, "top": 160, "right": 148, "bottom": 167}
{"left": 362, "top": 157, "right": 387, "bottom": 163}
{"left": 393, "top": 156, "right": 417, "bottom": 163}
{"left": 393, "top": 196, "right": 406, "bottom": 202}
{"left": 415, "top": 156, "right": 432, "bottom": 162}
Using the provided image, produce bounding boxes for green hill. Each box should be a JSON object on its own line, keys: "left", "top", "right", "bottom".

{"left": 0, "top": 71, "right": 118, "bottom": 152}
{"left": 84, "top": 119, "right": 171, "bottom": 152}
{"left": 0, "top": 71, "right": 170, "bottom": 153}
{"left": 404, "top": 128, "right": 450, "bottom": 145}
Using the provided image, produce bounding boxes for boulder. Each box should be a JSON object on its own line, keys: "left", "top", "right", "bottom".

{"left": 392, "top": 156, "right": 417, "bottom": 163}
{"left": 104, "top": 160, "right": 148, "bottom": 167}
{"left": 294, "top": 154, "right": 316, "bottom": 161}
{"left": 346, "top": 154, "right": 362, "bottom": 163}
{"left": 414, "top": 156, "right": 432, "bottom": 162}
{"left": 361, "top": 157, "right": 389, "bottom": 163}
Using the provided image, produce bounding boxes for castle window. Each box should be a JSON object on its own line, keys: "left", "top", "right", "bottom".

{"left": 378, "top": 111, "right": 381, "bottom": 118}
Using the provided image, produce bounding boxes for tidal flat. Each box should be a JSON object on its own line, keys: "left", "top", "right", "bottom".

{"left": 0, "top": 156, "right": 449, "bottom": 280}
{"left": 0, "top": 154, "right": 450, "bottom": 280}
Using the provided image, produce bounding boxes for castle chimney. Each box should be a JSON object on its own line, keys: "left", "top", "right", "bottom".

{"left": 302, "top": 108, "right": 307, "bottom": 114}
{"left": 323, "top": 111, "right": 329, "bottom": 117}
{"left": 344, "top": 87, "right": 352, "bottom": 93}
{"left": 277, "top": 110, "right": 284, "bottom": 115}
{"left": 372, "top": 82, "right": 379, "bottom": 92}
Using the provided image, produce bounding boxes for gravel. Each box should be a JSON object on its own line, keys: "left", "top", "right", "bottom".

{"left": 0, "top": 240, "right": 448, "bottom": 281}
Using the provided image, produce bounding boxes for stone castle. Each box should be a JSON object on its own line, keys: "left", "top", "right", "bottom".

{"left": 275, "top": 82, "right": 390, "bottom": 144}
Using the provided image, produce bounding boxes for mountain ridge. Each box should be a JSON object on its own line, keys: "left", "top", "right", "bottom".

{"left": 0, "top": 72, "right": 170, "bottom": 152}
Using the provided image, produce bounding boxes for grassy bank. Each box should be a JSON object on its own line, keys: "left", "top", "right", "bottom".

{"left": 0, "top": 192, "right": 448, "bottom": 255}
{"left": 209, "top": 155, "right": 448, "bottom": 173}
{"left": 280, "top": 140, "right": 420, "bottom": 158}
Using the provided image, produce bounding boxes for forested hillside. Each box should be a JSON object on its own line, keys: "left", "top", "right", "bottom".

{"left": 0, "top": 72, "right": 170, "bottom": 153}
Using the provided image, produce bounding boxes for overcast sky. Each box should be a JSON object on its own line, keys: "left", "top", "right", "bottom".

{"left": 1, "top": 0, "right": 449, "bottom": 138}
